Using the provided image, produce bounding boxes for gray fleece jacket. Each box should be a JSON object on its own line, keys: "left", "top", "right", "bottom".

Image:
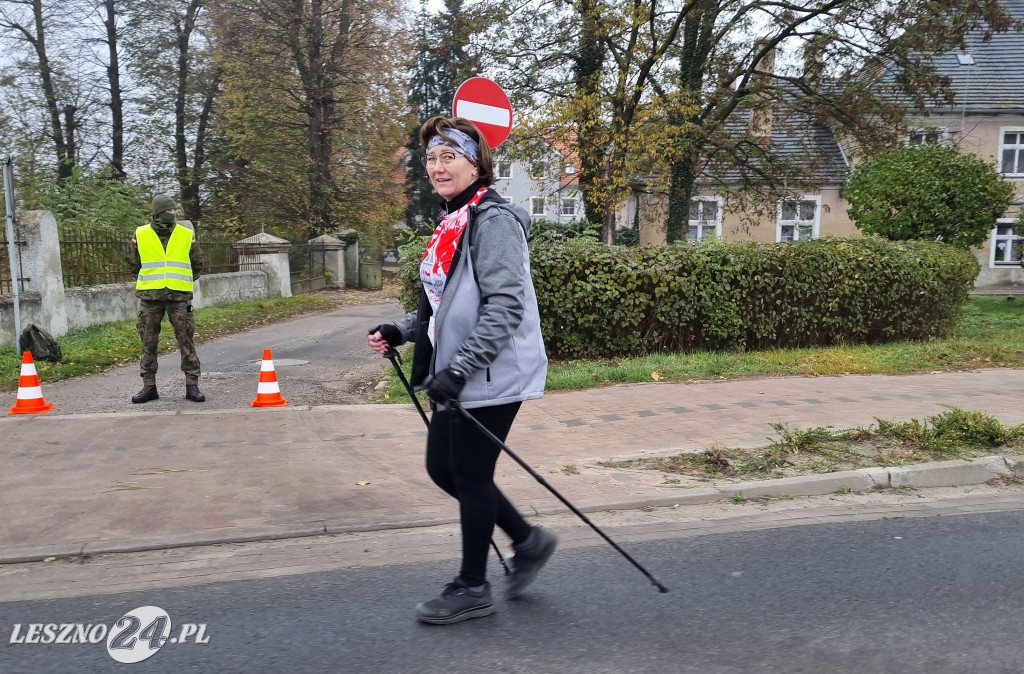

{"left": 393, "top": 196, "right": 548, "bottom": 409}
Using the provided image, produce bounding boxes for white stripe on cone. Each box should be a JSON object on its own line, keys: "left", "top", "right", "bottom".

{"left": 21, "top": 363, "right": 37, "bottom": 376}
{"left": 261, "top": 360, "right": 275, "bottom": 372}
{"left": 17, "top": 386, "right": 43, "bottom": 399}
{"left": 257, "top": 381, "right": 280, "bottom": 394}
{"left": 454, "top": 100, "right": 511, "bottom": 127}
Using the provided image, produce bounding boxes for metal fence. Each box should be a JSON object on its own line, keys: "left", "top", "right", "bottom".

{"left": 0, "top": 232, "right": 25, "bottom": 295}
{"left": 289, "top": 242, "right": 329, "bottom": 294}
{"left": 58, "top": 230, "right": 266, "bottom": 288}
{"left": 201, "top": 239, "right": 266, "bottom": 275}
{"left": 2, "top": 226, "right": 315, "bottom": 292}
{"left": 59, "top": 232, "right": 134, "bottom": 287}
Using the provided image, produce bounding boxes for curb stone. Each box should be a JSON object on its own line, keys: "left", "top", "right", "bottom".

{"left": 1, "top": 455, "right": 1019, "bottom": 566}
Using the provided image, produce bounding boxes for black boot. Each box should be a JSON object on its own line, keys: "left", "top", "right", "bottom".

{"left": 132, "top": 385, "right": 159, "bottom": 404}
{"left": 185, "top": 384, "right": 206, "bottom": 403}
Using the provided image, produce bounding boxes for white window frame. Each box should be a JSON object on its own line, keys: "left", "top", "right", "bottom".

{"left": 559, "top": 197, "right": 577, "bottom": 217}
{"left": 776, "top": 195, "right": 821, "bottom": 242}
{"left": 530, "top": 197, "right": 546, "bottom": 217}
{"left": 496, "top": 160, "right": 513, "bottom": 180}
{"left": 688, "top": 196, "right": 723, "bottom": 240}
{"left": 990, "top": 218, "right": 1022, "bottom": 267}
{"left": 999, "top": 127, "right": 1024, "bottom": 177}
{"left": 907, "top": 127, "right": 947, "bottom": 146}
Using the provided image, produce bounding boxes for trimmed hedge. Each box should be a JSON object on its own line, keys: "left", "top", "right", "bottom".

{"left": 398, "top": 235, "right": 979, "bottom": 360}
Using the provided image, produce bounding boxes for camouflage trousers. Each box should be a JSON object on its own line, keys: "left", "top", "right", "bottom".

{"left": 137, "top": 299, "right": 201, "bottom": 385}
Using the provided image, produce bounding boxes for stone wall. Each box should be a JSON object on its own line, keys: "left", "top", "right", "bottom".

{"left": 57, "top": 271, "right": 271, "bottom": 334}
{"left": 0, "top": 212, "right": 294, "bottom": 346}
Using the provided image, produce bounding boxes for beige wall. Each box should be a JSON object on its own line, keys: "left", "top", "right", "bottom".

{"left": 637, "top": 186, "right": 855, "bottom": 245}
{"left": 907, "top": 113, "right": 1024, "bottom": 204}
{"left": 632, "top": 113, "right": 1024, "bottom": 288}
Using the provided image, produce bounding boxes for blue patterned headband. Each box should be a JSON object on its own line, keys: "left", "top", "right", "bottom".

{"left": 427, "top": 128, "right": 480, "bottom": 164}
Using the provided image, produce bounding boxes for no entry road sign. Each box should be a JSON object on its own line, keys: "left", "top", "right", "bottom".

{"left": 452, "top": 77, "right": 513, "bottom": 148}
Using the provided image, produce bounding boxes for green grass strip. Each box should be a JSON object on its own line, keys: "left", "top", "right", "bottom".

{"left": 0, "top": 295, "right": 334, "bottom": 389}
{"left": 382, "top": 295, "right": 1024, "bottom": 403}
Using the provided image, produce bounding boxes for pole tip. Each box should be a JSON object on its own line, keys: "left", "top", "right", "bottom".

{"left": 655, "top": 582, "right": 670, "bottom": 593}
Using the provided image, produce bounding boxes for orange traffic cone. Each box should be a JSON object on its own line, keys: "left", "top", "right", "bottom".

{"left": 252, "top": 348, "right": 287, "bottom": 407}
{"left": 8, "top": 351, "right": 55, "bottom": 415}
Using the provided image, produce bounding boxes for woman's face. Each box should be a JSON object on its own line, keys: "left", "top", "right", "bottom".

{"left": 426, "top": 144, "right": 478, "bottom": 201}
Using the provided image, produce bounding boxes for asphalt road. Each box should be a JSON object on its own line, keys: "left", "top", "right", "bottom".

{"left": 3, "top": 510, "right": 1023, "bottom": 673}
{"left": 30, "top": 300, "right": 406, "bottom": 414}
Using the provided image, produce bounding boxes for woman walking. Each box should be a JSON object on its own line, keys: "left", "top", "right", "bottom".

{"left": 368, "top": 116, "right": 556, "bottom": 625}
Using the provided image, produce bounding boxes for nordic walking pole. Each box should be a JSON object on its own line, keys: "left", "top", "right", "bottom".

{"left": 383, "top": 346, "right": 429, "bottom": 426}
{"left": 450, "top": 400, "right": 670, "bottom": 593}
{"left": 381, "top": 346, "right": 511, "bottom": 576}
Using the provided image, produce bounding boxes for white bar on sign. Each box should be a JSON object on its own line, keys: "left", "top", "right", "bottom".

{"left": 455, "top": 100, "right": 510, "bottom": 127}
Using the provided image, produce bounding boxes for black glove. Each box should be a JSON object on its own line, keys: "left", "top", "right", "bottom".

{"left": 427, "top": 367, "right": 467, "bottom": 404}
{"left": 369, "top": 323, "right": 403, "bottom": 348}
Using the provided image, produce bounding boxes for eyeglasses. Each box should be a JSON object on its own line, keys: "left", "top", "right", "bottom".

{"left": 421, "top": 151, "right": 464, "bottom": 167}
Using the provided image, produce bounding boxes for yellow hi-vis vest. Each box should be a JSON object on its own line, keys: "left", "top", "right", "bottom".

{"left": 135, "top": 224, "right": 194, "bottom": 292}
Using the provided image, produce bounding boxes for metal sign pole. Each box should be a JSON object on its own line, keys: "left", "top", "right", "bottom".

{"left": 4, "top": 155, "right": 22, "bottom": 353}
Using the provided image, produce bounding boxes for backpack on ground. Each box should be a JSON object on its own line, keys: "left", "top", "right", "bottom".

{"left": 19, "top": 323, "right": 62, "bottom": 362}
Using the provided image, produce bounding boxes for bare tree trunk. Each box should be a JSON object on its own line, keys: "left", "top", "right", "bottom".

{"left": 24, "top": 0, "right": 73, "bottom": 178}
{"left": 174, "top": 10, "right": 192, "bottom": 210}
{"left": 63, "top": 104, "right": 78, "bottom": 172}
{"left": 182, "top": 67, "right": 221, "bottom": 224}
{"left": 305, "top": 0, "right": 334, "bottom": 234}
{"left": 308, "top": 96, "right": 336, "bottom": 234}
{"left": 575, "top": 0, "right": 603, "bottom": 225}
{"left": 665, "top": 1, "right": 716, "bottom": 242}
{"left": 287, "top": 0, "right": 349, "bottom": 235}
{"left": 102, "top": 0, "right": 125, "bottom": 178}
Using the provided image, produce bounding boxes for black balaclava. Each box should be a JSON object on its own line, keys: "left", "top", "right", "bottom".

{"left": 151, "top": 195, "right": 177, "bottom": 234}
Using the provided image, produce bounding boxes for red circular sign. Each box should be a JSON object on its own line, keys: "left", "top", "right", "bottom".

{"left": 452, "top": 77, "right": 513, "bottom": 148}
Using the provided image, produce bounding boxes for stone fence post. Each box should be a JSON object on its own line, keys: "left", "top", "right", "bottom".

{"left": 234, "top": 232, "right": 292, "bottom": 298}
{"left": 339, "top": 231, "right": 360, "bottom": 287}
{"left": 6, "top": 211, "right": 68, "bottom": 342}
{"left": 308, "top": 234, "right": 346, "bottom": 288}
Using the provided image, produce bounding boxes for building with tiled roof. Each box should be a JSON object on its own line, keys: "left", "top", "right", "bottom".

{"left": 629, "top": 0, "right": 1024, "bottom": 288}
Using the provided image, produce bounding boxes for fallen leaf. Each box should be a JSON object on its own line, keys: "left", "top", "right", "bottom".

{"left": 651, "top": 372, "right": 663, "bottom": 381}
{"left": 356, "top": 481, "right": 371, "bottom": 486}
{"left": 43, "top": 556, "right": 56, "bottom": 563}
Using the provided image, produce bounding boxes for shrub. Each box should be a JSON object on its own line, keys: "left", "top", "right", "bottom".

{"left": 845, "top": 143, "right": 1014, "bottom": 249}
{"left": 396, "top": 232, "right": 430, "bottom": 312}
{"left": 21, "top": 166, "right": 147, "bottom": 237}
{"left": 532, "top": 235, "right": 978, "bottom": 359}
{"left": 398, "top": 234, "right": 978, "bottom": 359}
{"left": 528, "top": 218, "right": 601, "bottom": 243}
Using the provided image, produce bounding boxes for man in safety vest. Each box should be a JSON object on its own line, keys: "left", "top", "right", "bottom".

{"left": 127, "top": 195, "right": 205, "bottom": 403}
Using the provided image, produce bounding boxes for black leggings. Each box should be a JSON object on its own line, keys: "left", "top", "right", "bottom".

{"left": 426, "top": 401, "right": 533, "bottom": 586}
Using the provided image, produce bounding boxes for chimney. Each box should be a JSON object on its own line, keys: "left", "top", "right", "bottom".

{"left": 748, "top": 40, "right": 776, "bottom": 145}
{"left": 803, "top": 36, "right": 826, "bottom": 90}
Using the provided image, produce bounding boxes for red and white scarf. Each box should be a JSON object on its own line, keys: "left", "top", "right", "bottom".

{"left": 420, "top": 187, "right": 488, "bottom": 344}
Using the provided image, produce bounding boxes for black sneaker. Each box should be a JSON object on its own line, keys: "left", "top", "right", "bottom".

{"left": 415, "top": 578, "right": 494, "bottom": 625}
{"left": 506, "top": 527, "right": 558, "bottom": 598}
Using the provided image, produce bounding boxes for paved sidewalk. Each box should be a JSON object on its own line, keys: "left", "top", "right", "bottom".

{"left": 2, "top": 368, "right": 1024, "bottom": 563}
